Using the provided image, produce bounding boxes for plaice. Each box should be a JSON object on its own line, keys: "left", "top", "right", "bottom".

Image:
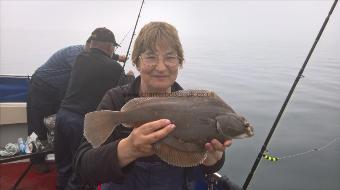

{"left": 84, "top": 90, "right": 254, "bottom": 167}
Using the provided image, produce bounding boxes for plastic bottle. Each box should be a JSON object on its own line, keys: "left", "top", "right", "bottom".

{"left": 18, "top": 137, "right": 26, "bottom": 154}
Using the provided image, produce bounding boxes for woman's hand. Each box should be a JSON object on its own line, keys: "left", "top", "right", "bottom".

{"left": 117, "top": 119, "right": 175, "bottom": 167}
{"left": 202, "top": 139, "right": 232, "bottom": 166}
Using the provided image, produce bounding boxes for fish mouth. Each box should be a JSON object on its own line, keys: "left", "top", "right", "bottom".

{"left": 234, "top": 132, "right": 251, "bottom": 139}
{"left": 246, "top": 126, "right": 254, "bottom": 137}
{"left": 234, "top": 127, "right": 254, "bottom": 139}
{"left": 234, "top": 126, "right": 254, "bottom": 139}
{"left": 243, "top": 121, "right": 254, "bottom": 137}
{"left": 234, "top": 123, "right": 254, "bottom": 139}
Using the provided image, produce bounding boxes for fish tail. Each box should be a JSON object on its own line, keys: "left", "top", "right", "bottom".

{"left": 84, "top": 110, "right": 124, "bottom": 148}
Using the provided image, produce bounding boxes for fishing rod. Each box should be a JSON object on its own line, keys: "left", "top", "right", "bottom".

{"left": 117, "top": 0, "right": 145, "bottom": 85}
{"left": 242, "top": 0, "right": 338, "bottom": 189}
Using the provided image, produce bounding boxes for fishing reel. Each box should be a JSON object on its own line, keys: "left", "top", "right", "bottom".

{"left": 205, "top": 173, "right": 243, "bottom": 190}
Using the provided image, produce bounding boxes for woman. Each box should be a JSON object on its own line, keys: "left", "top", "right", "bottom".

{"left": 74, "top": 21, "right": 232, "bottom": 190}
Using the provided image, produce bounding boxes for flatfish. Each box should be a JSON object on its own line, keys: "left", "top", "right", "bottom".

{"left": 84, "top": 90, "right": 254, "bottom": 167}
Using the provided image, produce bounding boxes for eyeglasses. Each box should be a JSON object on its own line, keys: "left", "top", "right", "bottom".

{"left": 139, "top": 54, "right": 181, "bottom": 67}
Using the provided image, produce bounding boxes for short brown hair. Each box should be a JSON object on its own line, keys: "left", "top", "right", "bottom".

{"left": 132, "top": 22, "right": 184, "bottom": 67}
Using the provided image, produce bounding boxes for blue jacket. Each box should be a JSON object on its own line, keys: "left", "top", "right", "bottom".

{"left": 34, "top": 45, "right": 84, "bottom": 93}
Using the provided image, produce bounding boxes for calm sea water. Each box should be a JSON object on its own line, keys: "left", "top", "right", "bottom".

{"left": 1, "top": 1, "right": 339, "bottom": 189}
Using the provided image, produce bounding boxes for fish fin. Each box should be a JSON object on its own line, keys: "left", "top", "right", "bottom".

{"left": 154, "top": 142, "right": 207, "bottom": 167}
{"left": 84, "top": 110, "right": 123, "bottom": 148}
{"left": 173, "top": 90, "right": 235, "bottom": 112}
{"left": 121, "top": 97, "right": 156, "bottom": 112}
{"left": 171, "top": 90, "right": 215, "bottom": 97}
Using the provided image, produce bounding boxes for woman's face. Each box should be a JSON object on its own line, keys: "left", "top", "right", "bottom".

{"left": 137, "top": 43, "right": 180, "bottom": 94}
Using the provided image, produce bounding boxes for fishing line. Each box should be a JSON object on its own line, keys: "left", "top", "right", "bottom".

{"left": 117, "top": 0, "right": 145, "bottom": 85}
{"left": 117, "top": 27, "right": 133, "bottom": 47}
{"left": 262, "top": 137, "right": 338, "bottom": 162}
{"left": 243, "top": 0, "right": 338, "bottom": 189}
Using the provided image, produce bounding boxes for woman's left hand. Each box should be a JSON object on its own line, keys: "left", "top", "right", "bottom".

{"left": 202, "top": 139, "right": 232, "bottom": 166}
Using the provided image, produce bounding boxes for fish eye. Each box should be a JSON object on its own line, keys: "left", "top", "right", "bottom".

{"left": 244, "top": 122, "right": 250, "bottom": 127}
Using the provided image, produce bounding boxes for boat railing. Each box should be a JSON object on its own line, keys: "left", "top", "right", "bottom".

{"left": 0, "top": 74, "right": 31, "bottom": 78}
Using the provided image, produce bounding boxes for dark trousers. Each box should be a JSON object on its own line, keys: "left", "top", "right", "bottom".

{"left": 26, "top": 76, "right": 60, "bottom": 163}
{"left": 54, "top": 109, "right": 84, "bottom": 190}
{"left": 101, "top": 161, "right": 186, "bottom": 190}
